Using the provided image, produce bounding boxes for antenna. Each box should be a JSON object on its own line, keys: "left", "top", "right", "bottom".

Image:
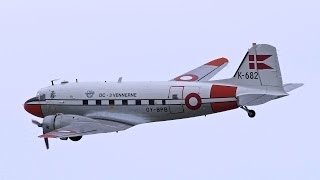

{"left": 118, "top": 77, "right": 123, "bottom": 83}
{"left": 50, "top": 79, "right": 60, "bottom": 86}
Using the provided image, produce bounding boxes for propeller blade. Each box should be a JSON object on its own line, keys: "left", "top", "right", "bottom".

{"left": 32, "top": 120, "right": 42, "bottom": 127}
{"left": 32, "top": 120, "right": 49, "bottom": 149}
{"left": 44, "top": 138, "right": 49, "bottom": 150}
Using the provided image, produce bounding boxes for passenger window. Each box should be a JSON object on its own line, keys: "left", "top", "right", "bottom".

{"left": 149, "top": 100, "right": 155, "bottom": 105}
{"left": 122, "top": 100, "right": 128, "bottom": 105}
{"left": 83, "top": 100, "right": 89, "bottom": 105}
{"left": 136, "top": 100, "right": 141, "bottom": 105}
{"left": 172, "top": 94, "right": 178, "bottom": 99}
{"left": 96, "top": 100, "right": 102, "bottom": 105}
{"left": 109, "top": 100, "right": 115, "bottom": 105}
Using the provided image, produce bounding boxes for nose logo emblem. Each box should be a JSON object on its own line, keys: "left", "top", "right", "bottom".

{"left": 50, "top": 91, "right": 56, "bottom": 99}
{"left": 85, "top": 90, "right": 95, "bottom": 98}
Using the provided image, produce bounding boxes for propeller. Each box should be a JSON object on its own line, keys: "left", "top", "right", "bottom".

{"left": 32, "top": 120, "right": 50, "bottom": 150}
{"left": 44, "top": 138, "right": 49, "bottom": 150}
{"left": 32, "top": 120, "right": 42, "bottom": 127}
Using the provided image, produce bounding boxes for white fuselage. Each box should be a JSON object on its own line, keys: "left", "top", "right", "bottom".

{"left": 34, "top": 81, "right": 239, "bottom": 125}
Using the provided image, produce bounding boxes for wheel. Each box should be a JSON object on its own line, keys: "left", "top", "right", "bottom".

{"left": 248, "top": 110, "right": 256, "bottom": 118}
{"left": 70, "top": 136, "right": 82, "bottom": 141}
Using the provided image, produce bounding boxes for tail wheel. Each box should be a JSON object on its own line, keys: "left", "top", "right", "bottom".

{"left": 248, "top": 110, "right": 256, "bottom": 118}
{"left": 70, "top": 136, "right": 82, "bottom": 141}
{"left": 240, "top": 106, "right": 256, "bottom": 118}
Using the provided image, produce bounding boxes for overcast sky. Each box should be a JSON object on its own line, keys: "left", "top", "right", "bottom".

{"left": 0, "top": 0, "right": 319, "bottom": 179}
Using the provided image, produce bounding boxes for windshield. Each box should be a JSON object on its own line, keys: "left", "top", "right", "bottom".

{"left": 37, "top": 91, "right": 46, "bottom": 101}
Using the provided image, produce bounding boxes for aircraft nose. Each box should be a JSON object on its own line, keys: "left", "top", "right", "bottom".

{"left": 24, "top": 97, "right": 44, "bottom": 118}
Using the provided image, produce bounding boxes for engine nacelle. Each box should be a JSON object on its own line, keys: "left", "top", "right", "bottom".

{"left": 42, "top": 114, "right": 88, "bottom": 134}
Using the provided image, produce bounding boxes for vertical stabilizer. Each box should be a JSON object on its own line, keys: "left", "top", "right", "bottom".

{"left": 233, "top": 44, "right": 283, "bottom": 87}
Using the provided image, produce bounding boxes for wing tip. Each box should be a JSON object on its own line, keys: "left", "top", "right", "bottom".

{"left": 39, "top": 134, "right": 58, "bottom": 138}
{"left": 206, "top": 57, "right": 229, "bottom": 66}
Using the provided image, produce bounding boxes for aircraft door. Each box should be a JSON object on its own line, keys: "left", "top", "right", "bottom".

{"left": 168, "top": 86, "right": 184, "bottom": 114}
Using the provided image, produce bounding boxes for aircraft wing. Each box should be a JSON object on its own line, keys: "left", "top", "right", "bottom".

{"left": 39, "top": 118, "right": 132, "bottom": 139}
{"left": 171, "top": 57, "right": 228, "bottom": 82}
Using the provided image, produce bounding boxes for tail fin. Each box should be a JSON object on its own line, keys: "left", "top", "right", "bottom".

{"left": 233, "top": 44, "right": 283, "bottom": 87}
{"left": 213, "top": 43, "right": 303, "bottom": 107}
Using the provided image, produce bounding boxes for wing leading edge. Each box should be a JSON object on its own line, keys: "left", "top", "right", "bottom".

{"left": 39, "top": 118, "right": 132, "bottom": 139}
{"left": 171, "top": 58, "right": 228, "bottom": 82}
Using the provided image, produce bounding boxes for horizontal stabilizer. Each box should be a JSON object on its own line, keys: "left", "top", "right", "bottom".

{"left": 283, "top": 83, "right": 304, "bottom": 93}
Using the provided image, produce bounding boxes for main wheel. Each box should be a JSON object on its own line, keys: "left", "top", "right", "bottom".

{"left": 70, "top": 136, "right": 82, "bottom": 141}
{"left": 248, "top": 110, "right": 256, "bottom": 118}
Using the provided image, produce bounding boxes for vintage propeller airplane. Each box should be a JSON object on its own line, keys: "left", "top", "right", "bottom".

{"left": 24, "top": 43, "right": 303, "bottom": 149}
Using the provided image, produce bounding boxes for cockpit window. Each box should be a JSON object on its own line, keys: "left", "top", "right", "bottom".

{"left": 39, "top": 94, "right": 46, "bottom": 101}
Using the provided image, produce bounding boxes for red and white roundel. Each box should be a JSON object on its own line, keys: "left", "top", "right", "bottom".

{"left": 185, "top": 93, "right": 202, "bottom": 110}
{"left": 174, "top": 74, "right": 199, "bottom": 81}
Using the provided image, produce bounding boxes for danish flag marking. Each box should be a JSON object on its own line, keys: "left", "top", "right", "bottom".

{"left": 249, "top": 55, "right": 273, "bottom": 70}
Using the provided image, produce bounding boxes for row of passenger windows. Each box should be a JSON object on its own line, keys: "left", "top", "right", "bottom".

{"left": 83, "top": 99, "right": 166, "bottom": 106}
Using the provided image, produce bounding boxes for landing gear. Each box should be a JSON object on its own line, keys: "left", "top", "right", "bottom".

{"left": 248, "top": 110, "right": 256, "bottom": 118}
{"left": 240, "top": 106, "right": 256, "bottom": 118}
{"left": 70, "top": 136, "right": 82, "bottom": 141}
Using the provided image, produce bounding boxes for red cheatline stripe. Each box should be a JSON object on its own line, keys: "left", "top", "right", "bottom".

{"left": 210, "top": 85, "right": 238, "bottom": 113}
{"left": 211, "top": 101, "right": 238, "bottom": 113}
{"left": 210, "top": 85, "right": 237, "bottom": 98}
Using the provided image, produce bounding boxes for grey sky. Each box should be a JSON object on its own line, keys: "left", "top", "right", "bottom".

{"left": 0, "top": 0, "right": 319, "bottom": 179}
